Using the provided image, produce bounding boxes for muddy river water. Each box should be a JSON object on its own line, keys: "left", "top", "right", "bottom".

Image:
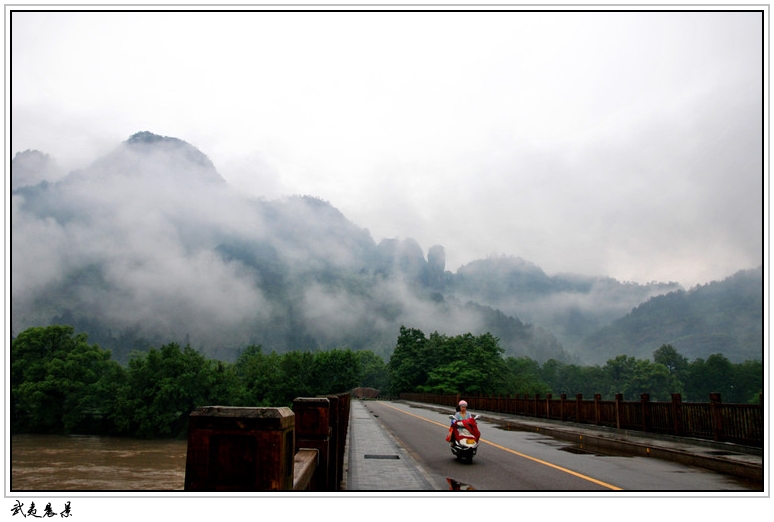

{"left": 11, "top": 434, "right": 188, "bottom": 491}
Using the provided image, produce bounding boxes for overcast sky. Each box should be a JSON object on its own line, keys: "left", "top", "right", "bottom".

{"left": 9, "top": 8, "right": 764, "bottom": 288}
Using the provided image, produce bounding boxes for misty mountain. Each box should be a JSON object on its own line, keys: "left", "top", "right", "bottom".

{"left": 11, "top": 132, "right": 571, "bottom": 364}
{"left": 11, "top": 132, "right": 760, "bottom": 367}
{"left": 445, "top": 256, "right": 681, "bottom": 355}
{"left": 11, "top": 149, "right": 63, "bottom": 190}
{"left": 578, "top": 267, "right": 763, "bottom": 365}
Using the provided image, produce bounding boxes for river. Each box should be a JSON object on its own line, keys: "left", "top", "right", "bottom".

{"left": 11, "top": 434, "right": 187, "bottom": 491}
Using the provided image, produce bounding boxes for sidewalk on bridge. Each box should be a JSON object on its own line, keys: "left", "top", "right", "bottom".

{"left": 344, "top": 399, "right": 446, "bottom": 491}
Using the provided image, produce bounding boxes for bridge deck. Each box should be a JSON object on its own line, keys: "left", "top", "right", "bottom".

{"left": 344, "top": 399, "right": 763, "bottom": 490}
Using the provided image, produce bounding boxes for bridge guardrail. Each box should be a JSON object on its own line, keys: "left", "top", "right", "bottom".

{"left": 184, "top": 392, "right": 351, "bottom": 491}
{"left": 401, "top": 392, "right": 764, "bottom": 447}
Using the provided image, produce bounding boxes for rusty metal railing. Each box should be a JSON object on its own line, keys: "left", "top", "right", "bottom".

{"left": 401, "top": 392, "right": 763, "bottom": 447}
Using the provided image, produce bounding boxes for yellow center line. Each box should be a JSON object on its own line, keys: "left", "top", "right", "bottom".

{"left": 377, "top": 401, "right": 623, "bottom": 491}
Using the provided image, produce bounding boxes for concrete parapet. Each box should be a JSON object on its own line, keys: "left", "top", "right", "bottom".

{"left": 184, "top": 406, "right": 295, "bottom": 491}
{"left": 293, "top": 397, "right": 332, "bottom": 490}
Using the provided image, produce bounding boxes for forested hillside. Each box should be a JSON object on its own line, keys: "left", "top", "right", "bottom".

{"left": 580, "top": 267, "right": 762, "bottom": 364}
{"left": 446, "top": 256, "right": 681, "bottom": 355}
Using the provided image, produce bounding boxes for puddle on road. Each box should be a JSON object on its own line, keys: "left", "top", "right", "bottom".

{"left": 557, "top": 444, "right": 632, "bottom": 457}
{"left": 496, "top": 422, "right": 634, "bottom": 458}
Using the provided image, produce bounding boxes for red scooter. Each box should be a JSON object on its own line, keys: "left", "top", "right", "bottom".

{"left": 448, "top": 414, "right": 481, "bottom": 462}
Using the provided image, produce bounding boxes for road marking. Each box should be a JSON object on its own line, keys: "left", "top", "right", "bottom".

{"left": 377, "top": 401, "right": 623, "bottom": 491}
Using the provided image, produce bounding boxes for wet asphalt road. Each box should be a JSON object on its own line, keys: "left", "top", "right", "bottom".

{"left": 363, "top": 401, "right": 760, "bottom": 492}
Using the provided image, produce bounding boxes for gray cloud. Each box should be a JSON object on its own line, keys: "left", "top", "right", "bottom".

{"left": 10, "top": 9, "right": 763, "bottom": 296}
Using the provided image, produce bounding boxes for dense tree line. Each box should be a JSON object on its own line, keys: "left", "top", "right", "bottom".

{"left": 537, "top": 345, "right": 762, "bottom": 403}
{"left": 11, "top": 325, "right": 387, "bottom": 438}
{"left": 11, "top": 325, "right": 761, "bottom": 439}
{"left": 385, "top": 327, "right": 762, "bottom": 404}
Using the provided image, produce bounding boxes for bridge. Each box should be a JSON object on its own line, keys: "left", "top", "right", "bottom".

{"left": 183, "top": 392, "right": 763, "bottom": 491}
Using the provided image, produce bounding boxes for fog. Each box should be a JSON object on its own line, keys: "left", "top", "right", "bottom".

{"left": 12, "top": 113, "right": 765, "bottom": 365}
{"left": 12, "top": 138, "right": 272, "bottom": 347}
{"left": 15, "top": 134, "right": 554, "bottom": 360}
{"left": 10, "top": 10, "right": 764, "bottom": 290}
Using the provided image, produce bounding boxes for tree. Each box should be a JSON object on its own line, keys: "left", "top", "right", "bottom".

{"left": 603, "top": 355, "right": 681, "bottom": 401}
{"left": 310, "top": 348, "right": 362, "bottom": 395}
{"left": 356, "top": 350, "right": 389, "bottom": 391}
{"left": 504, "top": 357, "right": 551, "bottom": 396}
{"left": 539, "top": 359, "right": 606, "bottom": 398}
{"left": 653, "top": 344, "right": 689, "bottom": 382}
{"left": 117, "top": 342, "right": 228, "bottom": 438}
{"left": 422, "top": 360, "right": 485, "bottom": 394}
{"left": 538, "top": 358, "right": 564, "bottom": 393}
{"left": 279, "top": 350, "right": 316, "bottom": 401}
{"left": 730, "top": 359, "right": 764, "bottom": 403}
{"left": 233, "top": 345, "right": 284, "bottom": 406}
{"left": 389, "top": 327, "right": 508, "bottom": 396}
{"left": 684, "top": 353, "right": 734, "bottom": 402}
{"left": 451, "top": 332, "right": 507, "bottom": 395}
{"left": 387, "top": 326, "right": 428, "bottom": 394}
{"left": 12, "top": 325, "right": 119, "bottom": 434}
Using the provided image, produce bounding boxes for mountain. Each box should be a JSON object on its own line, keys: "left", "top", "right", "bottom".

{"left": 10, "top": 132, "right": 761, "bottom": 366}
{"left": 445, "top": 256, "right": 681, "bottom": 356}
{"left": 11, "top": 149, "right": 62, "bottom": 190}
{"left": 10, "top": 132, "right": 572, "bottom": 364}
{"left": 578, "top": 267, "right": 763, "bottom": 364}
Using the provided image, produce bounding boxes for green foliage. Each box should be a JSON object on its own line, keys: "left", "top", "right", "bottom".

{"left": 503, "top": 357, "right": 551, "bottom": 396}
{"left": 357, "top": 350, "right": 389, "bottom": 391}
{"left": 384, "top": 332, "right": 760, "bottom": 404}
{"left": 539, "top": 347, "right": 761, "bottom": 403}
{"left": 12, "top": 324, "right": 762, "bottom": 439}
{"left": 280, "top": 350, "right": 317, "bottom": 400}
{"left": 539, "top": 359, "right": 606, "bottom": 398}
{"left": 387, "top": 326, "right": 428, "bottom": 394}
{"left": 683, "top": 354, "right": 729, "bottom": 401}
{"left": 11, "top": 325, "right": 118, "bottom": 433}
{"left": 232, "top": 346, "right": 367, "bottom": 407}
{"left": 388, "top": 327, "right": 507, "bottom": 396}
{"left": 653, "top": 344, "right": 689, "bottom": 381}
{"left": 602, "top": 355, "right": 682, "bottom": 401}
{"left": 311, "top": 348, "right": 362, "bottom": 395}
{"left": 233, "top": 345, "right": 285, "bottom": 406}
{"left": 386, "top": 326, "right": 761, "bottom": 402}
{"left": 730, "top": 359, "right": 764, "bottom": 404}
{"left": 115, "top": 342, "right": 238, "bottom": 438}
{"left": 11, "top": 325, "right": 387, "bottom": 438}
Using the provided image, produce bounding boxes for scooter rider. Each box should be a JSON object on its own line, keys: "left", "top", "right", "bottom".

{"left": 446, "top": 400, "right": 472, "bottom": 442}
